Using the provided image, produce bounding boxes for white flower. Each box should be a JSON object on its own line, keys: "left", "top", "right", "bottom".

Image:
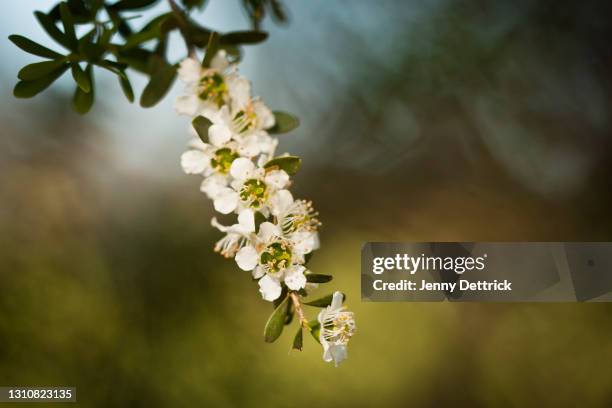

{"left": 206, "top": 106, "right": 277, "bottom": 158}
{"left": 234, "top": 221, "right": 281, "bottom": 276}
{"left": 212, "top": 158, "right": 290, "bottom": 215}
{"left": 233, "top": 220, "right": 310, "bottom": 301}
{"left": 317, "top": 291, "right": 355, "bottom": 367}
{"left": 174, "top": 51, "right": 243, "bottom": 117}
{"left": 211, "top": 209, "right": 255, "bottom": 258}
{"left": 270, "top": 190, "right": 321, "bottom": 234}
{"left": 231, "top": 96, "right": 275, "bottom": 134}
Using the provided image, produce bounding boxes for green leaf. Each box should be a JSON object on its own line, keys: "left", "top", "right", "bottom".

{"left": 8, "top": 35, "right": 63, "bottom": 59}
{"left": 121, "top": 13, "right": 175, "bottom": 50}
{"left": 304, "top": 252, "right": 313, "bottom": 265}
{"left": 305, "top": 274, "right": 333, "bottom": 283}
{"left": 72, "top": 65, "right": 94, "bottom": 114}
{"left": 202, "top": 32, "right": 219, "bottom": 68}
{"left": 71, "top": 63, "right": 91, "bottom": 92}
{"left": 118, "top": 73, "right": 134, "bottom": 103}
{"left": 18, "top": 59, "right": 68, "bottom": 81}
{"left": 292, "top": 326, "right": 303, "bottom": 351}
{"left": 140, "top": 60, "right": 176, "bottom": 108}
{"left": 264, "top": 295, "right": 288, "bottom": 343}
{"left": 117, "top": 47, "right": 154, "bottom": 73}
{"left": 308, "top": 320, "right": 321, "bottom": 343}
{"left": 192, "top": 115, "right": 212, "bottom": 143}
{"left": 284, "top": 302, "right": 294, "bottom": 325}
{"left": 264, "top": 156, "right": 301, "bottom": 176}
{"left": 254, "top": 211, "right": 267, "bottom": 233}
{"left": 303, "top": 293, "right": 345, "bottom": 308}
{"left": 220, "top": 30, "right": 268, "bottom": 45}
{"left": 59, "top": 2, "right": 78, "bottom": 50}
{"left": 268, "top": 111, "right": 299, "bottom": 134}
{"left": 98, "top": 60, "right": 134, "bottom": 103}
{"left": 13, "top": 64, "right": 69, "bottom": 98}
{"left": 79, "top": 39, "right": 106, "bottom": 61}
{"left": 34, "top": 11, "right": 71, "bottom": 50}
{"left": 111, "top": 0, "right": 160, "bottom": 10}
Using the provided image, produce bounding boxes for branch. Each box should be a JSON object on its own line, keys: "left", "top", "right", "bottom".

{"left": 167, "top": 0, "right": 196, "bottom": 57}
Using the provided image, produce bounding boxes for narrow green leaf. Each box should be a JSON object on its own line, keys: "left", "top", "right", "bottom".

{"left": 123, "top": 27, "right": 161, "bottom": 49}
{"left": 71, "top": 65, "right": 94, "bottom": 114}
{"left": 304, "top": 252, "right": 313, "bottom": 265}
{"left": 13, "top": 64, "right": 69, "bottom": 98}
{"left": 303, "top": 293, "right": 345, "bottom": 308}
{"left": 71, "top": 63, "right": 91, "bottom": 92}
{"left": 308, "top": 320, "right": 321, "bottom": 343}
{"left": 118, "top": 73, "right": 134, "bottom": 103}
{"left": 140, "top": 62, "right": 176, "bottom": 107}
{"left": 268, "top": 111, "right": 299, "bottom": 134}
{"left": 59, "top": 3, "right": 78, "bottom": 50}
{"left": 18, "top": 59, "right": 68, "bottom": 81}
{"left": 264, "top": 156, "right": 301, "bottom": 176}
{"left": 111, "top": 0, "right": 160, "bottom": 10}
{"left": 192, "top": 115, "right": 212, "bottom": 143}
{"left": 292, "top": 326, "right": 303, "bottom": 351}
{"left": 220, "top": 30, "right": 268, "bottom": 45}
{"left": 8, "top": 35, "right": 63, "bottom": 59}
{"left": 117, "top": 47, "right": 153, "bottom": 73}
{"left": 305, "top": 274, "right": 333, "bottom": 283}
{"left": 202, "top": 32, "right": 219, "bottom": 68}
{"left": 264, "top": 295, "right": 289, "bottom": 343}
{"left": 34, "top": 11, "right": 71, "bottom": 49}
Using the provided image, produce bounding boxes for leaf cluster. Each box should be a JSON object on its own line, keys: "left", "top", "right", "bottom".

{"left": 9, "top": 0, "right": 282, "bottom": 113}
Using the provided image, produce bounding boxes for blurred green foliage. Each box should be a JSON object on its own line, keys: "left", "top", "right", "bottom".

{"left": 9, "top": 0, "right": 282, "bottom": 113}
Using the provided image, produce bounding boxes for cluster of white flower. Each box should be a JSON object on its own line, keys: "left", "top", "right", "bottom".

{"left": 175, "top": 50, "right": 355, "bottom": 366}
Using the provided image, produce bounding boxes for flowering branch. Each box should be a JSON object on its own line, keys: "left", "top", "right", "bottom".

{"left": 176, "top": 37, "right": 356, "bottom": 366}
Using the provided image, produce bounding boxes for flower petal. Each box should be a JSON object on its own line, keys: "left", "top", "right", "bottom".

{"left": 177, "top": 57, "right": 201, "bottom": 83}
{"left": 228, "top": 76, "right": 251, "bottom": 112}
{"left": 237, "top": 208, "right": 255, "bottom": 233}
{"left": 258, "top": 222, "right": 281, "bottom": 242}
{"left": 258, "top": 275, "right": 282, "bottom": 302}
{"left": 181, "top": 150, "right": 209, "bottom": 174}
{"left": 252, "top": 265, "right": 265, "bottom": 279}
{"left": 327, "top": 344, "right": 348, "bottom": 367}
{"left": 330, "top": 291, "right": 344, "bottom": 310}
{"left": 213, "top": 188, "right": 239, "bottom": 214}
{"left": 209, "top": 123, "right": 232, "bottom": 147}
{"left": 235, "top": 245, "right": 258, "bottom": 271}
{"left": 284, "top": 266, "right": 306, "bottom": 290}
{"left": 230, "top": 157, "right": 255, "bottom": 180}
{"left": 270, "top": 189, "right": 294, "bottom": 216}
{"left": 175, "top": 94, "right": 200, "bottom": 116}
{"left": 200, "top": 174, "right": 227, "bottom": 199}
{"left": 290, "top": 231, "right": 319, "bottom": 255}
{"left": 210, "top": 50, "right": 229, "bottom": 71}
{"left": 264, "top": 170, "right": 289, "bottom": 190}
{"left": 253, "top": 99, "right": 275, "bottom": 129}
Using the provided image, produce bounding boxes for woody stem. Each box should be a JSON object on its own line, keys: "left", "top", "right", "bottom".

{"left": 289, "top": 292, "right": 309, "bottom": 329}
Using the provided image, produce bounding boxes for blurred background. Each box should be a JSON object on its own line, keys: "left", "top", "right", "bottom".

{"left": 1, "top": 0, "right": 612, "bottom": 406}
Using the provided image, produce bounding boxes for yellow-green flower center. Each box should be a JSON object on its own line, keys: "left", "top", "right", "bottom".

{"left": 198, "top": 72, "right": 227, "bottom": 107}
{"left": 210, "top": 148, "right": 238, "bottom": 174}
{"left": 260, "top": 242, "right": 292, "bottom": 273}
{"left": 240, "top": 178, "right": 267, "bottom": 208}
